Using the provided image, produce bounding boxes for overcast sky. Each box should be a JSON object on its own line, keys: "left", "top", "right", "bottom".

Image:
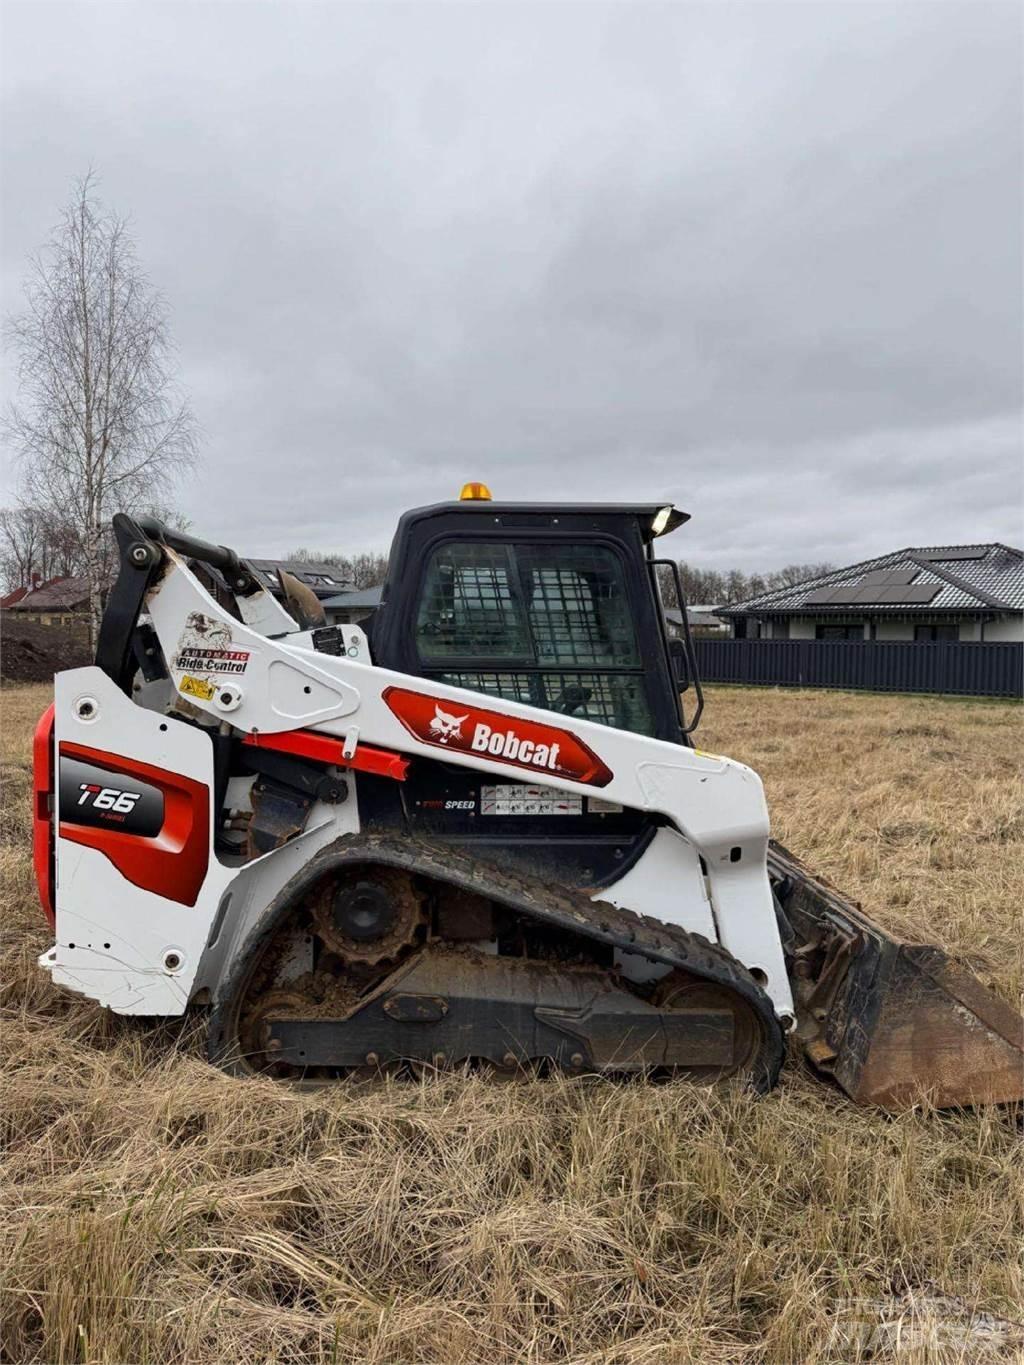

{"left": 2, "top": 1, "right": 1021, "bottom": 569}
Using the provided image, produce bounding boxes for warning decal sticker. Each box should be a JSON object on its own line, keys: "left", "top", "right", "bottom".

{"left": 481, "top": 785, "right": 583, "bottom": 816}
{"left": 179, "top": 674, "right": 216, "bottom": 701}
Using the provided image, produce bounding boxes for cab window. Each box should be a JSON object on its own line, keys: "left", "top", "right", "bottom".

{"left": 415, "top": 540, "right": 653, "bottom": 734}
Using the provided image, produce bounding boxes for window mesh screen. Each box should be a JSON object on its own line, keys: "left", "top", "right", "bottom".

{"left": 432, "top": 669, "right": 654, "bottom": 735}
{"left": 416, "top": 544, "right": 530, "bottom": 660}
{"left": 523, "top": 547, "right": 640, "bottom": 668}
{"left": 415, "top": 540, "right": 654, "bottom": 735}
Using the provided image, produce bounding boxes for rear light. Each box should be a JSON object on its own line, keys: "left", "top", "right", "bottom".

{"left": 32, "top": 703, "right": 55, "bottom": 926}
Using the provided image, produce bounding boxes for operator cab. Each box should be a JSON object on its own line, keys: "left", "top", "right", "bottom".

{"left": 363, "top": 487, "right": 698, "bottom": 888}
{"left": 368, "top": 488, "right": 692, "bottom": 745}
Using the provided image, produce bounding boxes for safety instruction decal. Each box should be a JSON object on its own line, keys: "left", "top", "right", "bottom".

{"left": 179, "top": 674, "right": 216, "bottom": 701}
{"left": 481, "top": 785, "right": 583, "bottom": 816}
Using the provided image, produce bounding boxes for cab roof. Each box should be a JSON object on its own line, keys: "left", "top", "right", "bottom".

{"left": 401, "top": 501, "right": 689, "bottom": 541}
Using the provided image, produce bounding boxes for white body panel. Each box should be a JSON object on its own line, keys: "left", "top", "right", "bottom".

{"left": 595, "top": 826, "right": 715, "bottom": 941}
{"left": 42, "top": 668, "right": 359, "bottom": 1014}
{"left": 43, "top": 553, "right": 795, "bottom": 1023}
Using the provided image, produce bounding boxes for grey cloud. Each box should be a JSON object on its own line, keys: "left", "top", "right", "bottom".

{"left": 1, "top": 1, "right": 1020, "bottom": 570}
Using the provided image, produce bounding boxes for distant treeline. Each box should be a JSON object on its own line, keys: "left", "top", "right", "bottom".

{"left": 286, "top": 549, "right": 390, "bottom": 591}
{"left": 659, "top": 561, "right": 836, "bottom": 609}
{"left": 286, "top": 546, "right": 834, "bottom": 607}
{"left": 0, "top": 503, "right": 188, "bottom": 595}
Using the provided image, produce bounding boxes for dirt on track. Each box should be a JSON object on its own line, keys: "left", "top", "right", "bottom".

{"left": 1, "top": 682, "right": 1022, "bottom": 1364}
{"left": 0, "top": 613, "right": 91, "bottom": 683}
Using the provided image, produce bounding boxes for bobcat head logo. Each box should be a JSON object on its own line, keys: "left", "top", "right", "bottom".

{"left": 429, "top": 704, "right": 468, "bottom": 744}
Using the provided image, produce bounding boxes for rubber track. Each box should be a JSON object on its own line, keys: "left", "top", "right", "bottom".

{"left": 233, "top": 831, "right": 786, "bottom": 1093}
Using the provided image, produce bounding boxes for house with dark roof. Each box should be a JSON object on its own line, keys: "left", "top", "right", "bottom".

{"left": 663, "top": 605, "right": 730, "bottom": 638}
{"left": 6, "top": 575, "right": 92, "bottom": 622}
{"left": 719, "top": 544, "right": 1024, "bottom": 643}
{"left": 322, "top": 584, "right": 384, "bottom": 625}
{"left": 247, "top": 559, "right": 354, "bottom": 601}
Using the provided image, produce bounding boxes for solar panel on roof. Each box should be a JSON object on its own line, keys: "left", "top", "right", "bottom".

{"left": 873, "top": 585, "right": 941, "bottom": 603}
{"left": 819, "top": 586, "right": 867, "bottom": 604}
{"left": 803, "top": 586, "right": 850, "bottom": 605}
{"left": 860, "top": 569, "right": 918, "bottom": 585}
{"left": 803, "top": 582, "right": 942, "bottom": 606}
{"left": 916, "top": 548, "right": 987, "bottom": 561}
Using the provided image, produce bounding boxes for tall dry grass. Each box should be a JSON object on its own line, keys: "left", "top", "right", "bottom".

{"left": 1, "top": 681, "right": 1022, "bottom": 1364}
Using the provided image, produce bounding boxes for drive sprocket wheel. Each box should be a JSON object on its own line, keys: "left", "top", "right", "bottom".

{"left": 310, "top": 866, "right": 425, "bottom": 965}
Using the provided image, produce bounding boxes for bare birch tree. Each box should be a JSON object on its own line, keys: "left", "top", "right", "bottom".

{"left": 5, "top": 174, "right": 197, "bottom": 643}
{"left": 0, "top": 506, "right": 47, "bottom": 591}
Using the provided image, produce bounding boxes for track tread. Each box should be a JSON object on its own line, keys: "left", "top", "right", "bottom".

{"left": 211, "top": 831, "right": 785, "bottom": 1093}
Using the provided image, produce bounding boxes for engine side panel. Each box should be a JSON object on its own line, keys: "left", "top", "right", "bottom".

{"left": 43, "top": 667, "right": 360, "bottom": 1015}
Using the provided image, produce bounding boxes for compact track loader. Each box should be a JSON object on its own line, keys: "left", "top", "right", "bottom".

{"left": 33, "top": 491, "right": 1023, "bottom": 1107}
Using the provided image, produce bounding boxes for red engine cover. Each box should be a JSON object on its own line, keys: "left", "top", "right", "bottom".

{"left": 58, "top": 742, "right": 210, "bottom": 907}
{"left": 32, "top": 703, "right": 56, "bottom": 926}
{"left": 382, "top": 686, "right": 613, "bottom": 787}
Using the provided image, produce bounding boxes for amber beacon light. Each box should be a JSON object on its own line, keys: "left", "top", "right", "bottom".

{"left": 459, "top": 481, "right": 492, "bottom": 501}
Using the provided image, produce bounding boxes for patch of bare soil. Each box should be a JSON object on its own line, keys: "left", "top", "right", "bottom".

{"left": 0, "top": 612, "right": 91, "bottom": 683}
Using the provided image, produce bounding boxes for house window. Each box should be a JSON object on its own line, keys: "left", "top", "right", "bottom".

{"left": 815, "top": 623, "right": 863, "bottom": 641}
{"left": 914, "top": 624, "right": 958, "bottom": 642}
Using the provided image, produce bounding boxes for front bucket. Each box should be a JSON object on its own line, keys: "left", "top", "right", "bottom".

{"left": 769, "top": 842, "right": 1023, "bottom": 1110}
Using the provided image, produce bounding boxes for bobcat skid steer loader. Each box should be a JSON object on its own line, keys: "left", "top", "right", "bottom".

{"left": 32, "top": 491, "right": 1023, "bottom": 1107}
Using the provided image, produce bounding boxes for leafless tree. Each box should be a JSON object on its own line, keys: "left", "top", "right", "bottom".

{"left": 0, "top": 506, "right": 47, "bottom": 592}
{"left": 286, "top": 547, "right": 389, "bottom": 590}
{"left": 5, "top": 174, "right": 197, "bottom": 643}
{"left": 344, "top": 551, "right": 389, "bottom": 590}
{"left": 773, "top": 562, "right": 835, "bottom": 589}
{"left": 0, "top": 504, "right": 82, "bottom": 591}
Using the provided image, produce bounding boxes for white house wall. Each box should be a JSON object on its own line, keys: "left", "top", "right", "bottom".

{"left": 985, "top": 615, "right": 1024, "bottom": 642}
{"left": 874, "top": 620, "right": 916, "bottom": 642}
{"left": 752, "top": 615, "right": 1022, "bottom": 642}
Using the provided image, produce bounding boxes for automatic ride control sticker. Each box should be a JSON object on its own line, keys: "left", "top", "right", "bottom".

{"left": 172, "top": 611, "right": 251, "bottom": 676}
{"left": 171, "top": 611, "right": 252, "bottom": 705}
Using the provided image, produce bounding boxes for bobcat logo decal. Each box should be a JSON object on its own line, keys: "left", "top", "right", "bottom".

{"left": 428, "top": 704, "right": 468, "bottom": 744}
{"left": 383, "top": 686, "right": 614, "bottom": 787}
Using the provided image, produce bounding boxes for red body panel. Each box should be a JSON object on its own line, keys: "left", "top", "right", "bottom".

{"left": 382, "top": 686, "right": 613, "bottom": 787}
{"left": 58, "top": 743, "right": 211, "bottom": 907}
{"left": 32, "top": 703, "right": 56, "bottom": 926}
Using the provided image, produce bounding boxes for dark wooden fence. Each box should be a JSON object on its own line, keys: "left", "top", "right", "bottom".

{"left": 691, "top": 640, "right": 1023, "bottom": 698}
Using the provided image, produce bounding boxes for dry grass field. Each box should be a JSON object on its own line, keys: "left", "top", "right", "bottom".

{"left": 2, "top": 680, "right": 1022, "bottom": 1364}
